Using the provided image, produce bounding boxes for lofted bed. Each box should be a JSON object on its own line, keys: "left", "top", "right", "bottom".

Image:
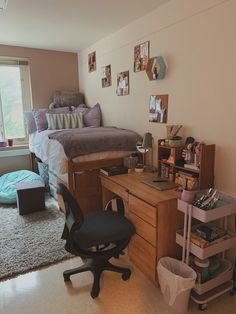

{"left": 26, "top": 92, "right": 141, "bottom": 213}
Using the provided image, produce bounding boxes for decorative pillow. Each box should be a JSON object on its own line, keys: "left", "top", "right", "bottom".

{"left": 32, "top": 107, "right": 70, "bottom": 132}
{"left": 24, "top": 111, "right": 37, "bottom": 134}
{"left": 83, "top": 103, "right": 102, "bottom": 127}
{"left": 46, "top": 112, "right": 84, "bottom": 130}
{"left": 72, "top": 106, "right": 89, "bottom": 115}
{"left": 50, "top": 91, "right": 85, "bottom": 108}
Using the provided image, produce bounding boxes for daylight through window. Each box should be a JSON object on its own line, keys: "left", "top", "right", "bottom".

{"left": 0, "top": 58, "right": 32, "bottom": 144}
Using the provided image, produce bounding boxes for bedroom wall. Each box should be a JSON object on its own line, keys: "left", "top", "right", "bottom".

{"left": 0, "top": 44, "right": 79, "bottom": 108}
{"left": 0, "top": 155, "right": 31, "bottom": 175}
{"left": 78, "top": 0, "right": 236, "bottom": 197}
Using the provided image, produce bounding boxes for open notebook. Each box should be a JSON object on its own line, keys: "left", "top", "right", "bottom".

{"left": 142, "top": 176, "right": 178, "bottom": 191}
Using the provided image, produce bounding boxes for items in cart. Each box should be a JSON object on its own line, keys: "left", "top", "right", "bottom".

{"left": 193, "top": 188, "right": 220, "bottom": 209}
{"left": 190, "top": 223, "right": 230, "bottom": 248}
{"left": 196, "top": 224, "right": 226, "bottom": 242}
{"left": 192, "top": 257, "right": 210, "bottom": 284}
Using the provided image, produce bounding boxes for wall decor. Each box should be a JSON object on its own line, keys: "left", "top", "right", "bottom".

{"left": 101, "top": 65, "right": 111, "bottom": 88}
{"left": 134, "top": 41, "right": 149, "bottom": 72}
{"left": 146, "top": 56, "right": 167, "bottom": 80}
{"left": 88, "top": 51, "right": 96, "bottom": 72}
{"left": 116, "top": 71, "right": 129, "bottom": 96}
{"left": 149, "top": 94, "right": 168, "bottom": 123}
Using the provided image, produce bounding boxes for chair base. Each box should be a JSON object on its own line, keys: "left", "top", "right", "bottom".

{"left": 63, "top": 258, "right": 131, "bottom": 298}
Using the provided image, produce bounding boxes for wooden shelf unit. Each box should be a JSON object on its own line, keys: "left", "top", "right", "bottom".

{"left": 157, "top": 139, "right": 215, "bottom": 190}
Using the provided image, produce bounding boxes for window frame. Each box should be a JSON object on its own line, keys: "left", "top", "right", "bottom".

{"left": 0, "top": 57, "right": 33, "bottom": 145}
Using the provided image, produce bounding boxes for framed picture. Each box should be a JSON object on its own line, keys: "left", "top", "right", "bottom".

{"left": 134, "top": 41, "right": 149, "bottom": 72}
{"left": 88, "top": 51, "right": 96, "bottom": 72}
{"left": 116, "top": 71, "right": 129, "bottom": 96}
{"left": 101, "top": 65, "right": 111, "bottom": 88}
{"left": 149, "top": 94, "right": 168, "bottom": 123}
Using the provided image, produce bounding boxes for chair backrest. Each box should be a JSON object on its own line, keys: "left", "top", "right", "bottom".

{"left": 57, "top": 183, "right": 84, "bottom": 239}
{"left": 104, "top": 197, "right": 125, "bottom": 215}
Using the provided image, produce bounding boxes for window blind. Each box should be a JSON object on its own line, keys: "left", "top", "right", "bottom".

{"left": 0, "top": 58, "right": 29, "bottom": 66}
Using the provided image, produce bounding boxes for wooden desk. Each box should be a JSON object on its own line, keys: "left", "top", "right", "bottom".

{"left": 100, "top": 171, "right": 183, "bottom": 284}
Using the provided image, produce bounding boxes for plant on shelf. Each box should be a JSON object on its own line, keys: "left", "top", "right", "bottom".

{"left": 167, "top": 125, "right": 183, "bottom": 147}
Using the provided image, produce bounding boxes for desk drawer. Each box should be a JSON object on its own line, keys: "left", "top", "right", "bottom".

{"left": 129, "top": 194, "right": 157, "bottom": 226}
{"left": 101, "top": 177, "right": 128, "bottom": 202}
{"left": 129, "top": 234, "right": 156, "bottom": 283}
{"left": 129, "top": 211, "right": 156, "bottom": 247}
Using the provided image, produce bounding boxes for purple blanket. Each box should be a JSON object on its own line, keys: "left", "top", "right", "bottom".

{"left": 48, "top": 127, "right": 141, "bottom": 159}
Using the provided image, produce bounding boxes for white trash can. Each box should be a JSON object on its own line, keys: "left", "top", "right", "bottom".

{"left": 157, "top": 257, "right": 197, "bottom": 314}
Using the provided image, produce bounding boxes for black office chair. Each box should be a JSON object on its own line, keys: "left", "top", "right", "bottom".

{"left": 57, "top": 183, "right": 135, "bottom": 298}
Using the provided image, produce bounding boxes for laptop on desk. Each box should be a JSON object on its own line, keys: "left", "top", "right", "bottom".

{"left": 141, "top": 176, "right": 178, "bottom": 191}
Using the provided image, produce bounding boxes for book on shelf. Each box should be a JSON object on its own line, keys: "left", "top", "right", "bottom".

{"left": 184, "top": 163, "right": 199, "bottom": 170}
{"left": 100, "top": 166, "right": 128, "bottom": 176}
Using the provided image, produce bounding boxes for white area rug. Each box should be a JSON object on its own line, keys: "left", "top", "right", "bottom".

{"left": 0, "top": 195, "right": 72, "bottom": 281}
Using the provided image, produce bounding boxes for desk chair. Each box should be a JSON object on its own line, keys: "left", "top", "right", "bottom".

{"left": 57, "top": 183, "right": 135, "bottom": 298}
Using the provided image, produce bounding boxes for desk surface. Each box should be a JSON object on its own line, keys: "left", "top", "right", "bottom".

{"left": 101, "top": 171, "right": 180, "bottom": 207}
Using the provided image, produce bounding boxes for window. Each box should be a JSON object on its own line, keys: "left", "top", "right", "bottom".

{"left": 0, "top": 58, "right": 32, "bottom": 144}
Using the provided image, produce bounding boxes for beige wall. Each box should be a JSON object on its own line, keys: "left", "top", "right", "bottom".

{"left": 79, "top": 0, "right": 236, "bottom": 197}
{"left": 0, "top": 154, "right": 31, "bottom": 175}
{"left": 0, "top": 44, "right": 79, "bottom": 108}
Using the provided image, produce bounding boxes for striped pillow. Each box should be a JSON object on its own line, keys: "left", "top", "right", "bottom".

{"left": 46, "top": 112, "right": 84, "bottom": 130}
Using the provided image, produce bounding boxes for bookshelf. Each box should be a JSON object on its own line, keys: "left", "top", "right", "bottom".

{"left": 157, "top": 139, "right": 215, "bottom": 190}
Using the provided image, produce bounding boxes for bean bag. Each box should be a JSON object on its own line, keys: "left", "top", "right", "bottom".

{"left": 0, "top": 170, "right": 43, "bottom": 204}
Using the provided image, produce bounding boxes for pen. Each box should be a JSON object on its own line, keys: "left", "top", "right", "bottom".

{"left": 153, "top": 179, "right": 168, "bottom": 182}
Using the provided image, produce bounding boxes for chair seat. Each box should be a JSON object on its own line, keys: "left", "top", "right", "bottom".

{"left": 72, "top": 211, "right": 135, "bottom": 249}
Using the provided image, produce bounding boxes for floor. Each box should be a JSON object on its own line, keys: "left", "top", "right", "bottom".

{"left": 1, "top": 256, "right": 236, "bottom": 314}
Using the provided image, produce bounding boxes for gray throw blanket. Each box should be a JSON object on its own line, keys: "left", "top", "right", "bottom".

{"left": 48, "top": 127, "right": 141, "bottom": 159}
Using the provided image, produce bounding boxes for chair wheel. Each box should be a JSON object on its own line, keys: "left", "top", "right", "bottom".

{"left": 122, "top": 270, "right": 131, "bottom": 281}
{"left": 63, "top": 274, "right": 70, "bottom": 282}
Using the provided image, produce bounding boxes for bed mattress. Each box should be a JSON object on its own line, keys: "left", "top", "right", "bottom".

{"left": 29, "top": 130, "right": 133, "bottom": 175}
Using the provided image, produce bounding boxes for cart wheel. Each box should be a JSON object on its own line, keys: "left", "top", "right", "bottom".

{"left": 199, "top": 303, "right": 207, "bottom": 311}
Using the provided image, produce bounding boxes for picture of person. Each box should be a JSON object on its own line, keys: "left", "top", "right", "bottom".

{"left": 133, "top": 41, "right": 149, "bottom": 72}
{"left": 116, "top": 71, "right": 129, "bottom": 96}
{"left": 152, "top": 59, "right": 161, "bottom": 79}
{"left": 101, "top": 65, "right": 111, "bottom": 88}
{"left": 149, "top": 95, "right": 168, "bottom": 123}
{"left": 88, "top": 51, "right": 96, "bottom": 72}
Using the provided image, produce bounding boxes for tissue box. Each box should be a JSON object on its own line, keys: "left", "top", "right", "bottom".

{"left": 123, "top": 156, "right": 138, "bottom": 169}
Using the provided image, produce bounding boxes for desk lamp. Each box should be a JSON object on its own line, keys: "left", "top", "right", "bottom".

{"left": 136, "top": 132, "right": 153, "bottom": 171}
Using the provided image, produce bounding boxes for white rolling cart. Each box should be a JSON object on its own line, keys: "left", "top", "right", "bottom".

{"left": 176, "top": 192, "right": 236, "bottom": 311}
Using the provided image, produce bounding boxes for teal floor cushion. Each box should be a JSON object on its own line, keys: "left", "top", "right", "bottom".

{"left": 0, "top": 170, "right": 43, "bottom": 204}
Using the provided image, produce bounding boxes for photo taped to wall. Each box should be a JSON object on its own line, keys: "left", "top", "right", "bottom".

{"left": 116, "top": 71, "right": 129, "bottom": 96}
{"left": 134, "top": 41, "right": 149, "bottom": 72}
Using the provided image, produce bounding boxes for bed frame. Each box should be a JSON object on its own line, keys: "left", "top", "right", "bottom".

{"left": 66, "top": 158, "right": 124, "bottom": 214}
{"left": 31, "top": 153, "right": 123, "bottom": 214}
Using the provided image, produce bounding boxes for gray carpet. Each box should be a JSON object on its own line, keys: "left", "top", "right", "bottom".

{"left": 0, "top": 195, "right": 72, "bottom": 281}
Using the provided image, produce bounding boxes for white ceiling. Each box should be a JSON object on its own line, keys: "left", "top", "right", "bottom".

{"left": 0, "top": 0, "right": 171, "bottom": 52}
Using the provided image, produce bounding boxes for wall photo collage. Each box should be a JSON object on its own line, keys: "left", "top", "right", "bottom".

{"left": 87, "top": 41, "right": 168, "bottom": 123}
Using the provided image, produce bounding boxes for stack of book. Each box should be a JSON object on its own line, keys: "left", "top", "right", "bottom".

{"left": 175, "top": 170, "right": 199, "bottom": 190}
{"left": 190, "top": 223, "right": 229, "bottom": 248}
{"left": 100, "top": 166, "right": 128, "bottom": 176}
